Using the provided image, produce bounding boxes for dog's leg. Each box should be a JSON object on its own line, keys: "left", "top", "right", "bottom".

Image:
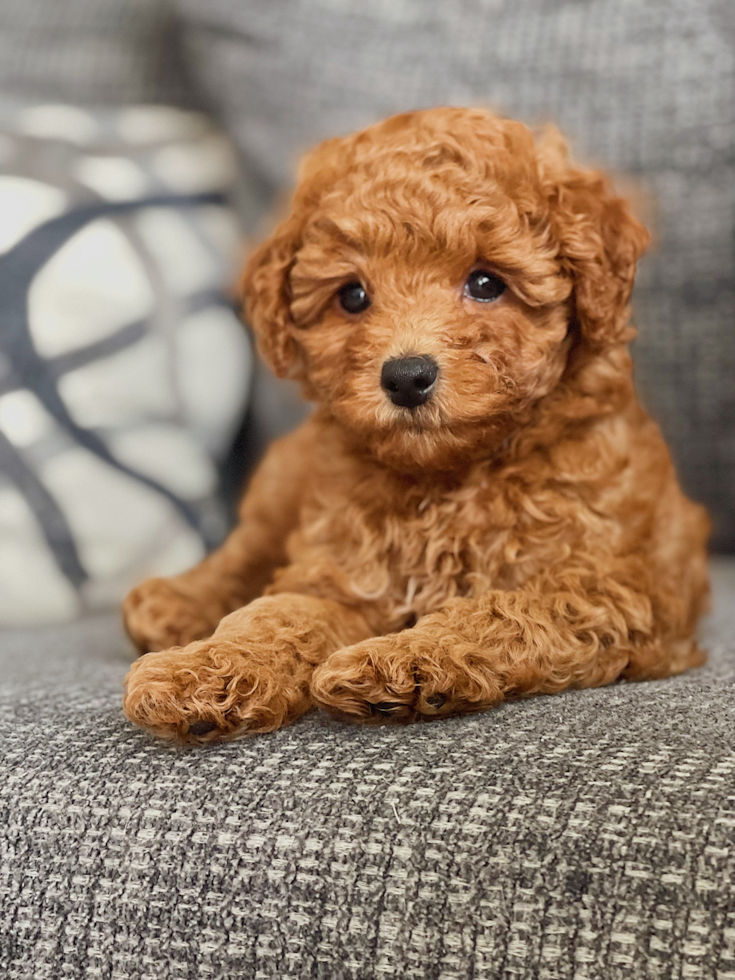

{"left": 123, "top": 592, "right": 372, "bottom": 741}
{"left": 310, "top": 570, "right": 706, "bottom": 723}
{"left": 122, "top": 422, "right": 317, "bottom": 653}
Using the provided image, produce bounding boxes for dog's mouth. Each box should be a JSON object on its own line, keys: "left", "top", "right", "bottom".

{"left": 389, "top": 405, "right": 436, "bottom": 430}
{"left": 379, "top": 405, "right": 453, "bottom": 442}
{"left": 384, "top": 401, "right": 500, "bottom": 433}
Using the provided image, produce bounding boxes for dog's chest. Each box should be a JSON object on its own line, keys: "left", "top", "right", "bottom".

{"left": 299, "top": 467, "right": 524, "bottom": 627}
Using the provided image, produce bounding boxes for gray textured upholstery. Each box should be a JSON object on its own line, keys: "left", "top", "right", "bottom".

{"left": 1, "top": 559, "right": 734, "bottom": 979}
{"left": 0, "top": 0, "right": 200, "bottom": 108}
{"left": 1, "top": 0, "right": 733, "bottom": 548}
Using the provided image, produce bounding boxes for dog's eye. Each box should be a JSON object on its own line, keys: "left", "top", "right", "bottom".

{"left": 464, "top": 269, "right": 506, "bottom": 302}
{"left": 337, "top": 281, "right": 371, "bottom": 314}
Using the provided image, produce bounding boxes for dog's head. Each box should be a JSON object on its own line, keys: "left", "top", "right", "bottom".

{"left": 241, "top": 107, "right": 648, "bottom": 470}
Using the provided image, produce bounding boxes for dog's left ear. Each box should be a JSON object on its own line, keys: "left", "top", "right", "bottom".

{"left": 239, "top": 213, "right": 303, "bottom": 379}
{"left": 536, "top": 128, "right": 650, "bottom": 348}
{"left": 240, "top": 134, "right": 351, "bottom": 379}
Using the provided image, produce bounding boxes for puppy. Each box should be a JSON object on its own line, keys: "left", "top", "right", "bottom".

{"left": 122, "top": 107, "right": 709, "bottom": 742}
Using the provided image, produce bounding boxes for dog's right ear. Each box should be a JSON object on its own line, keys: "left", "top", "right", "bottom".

{"left": 239, "top": 212, "right": 303, "bottom": 379}
{"left": 240, "top": 134, "right": 351, "bottom": 379}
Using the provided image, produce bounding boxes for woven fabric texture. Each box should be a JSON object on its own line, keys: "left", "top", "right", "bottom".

{"left": 1, "top": 560, "right": 734, "bottom": 980}
{"left": 0, "top": 0, "right": 200, "bottom": 108}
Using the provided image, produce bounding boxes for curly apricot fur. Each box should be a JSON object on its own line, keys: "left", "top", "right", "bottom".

{"left": 122, "top": 108, "right": 709, "bottom": 742}
{"left": 124, "top": 594, "right": 371, "bottom": 741}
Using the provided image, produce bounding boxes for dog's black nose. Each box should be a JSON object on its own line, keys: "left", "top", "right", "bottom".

{"left": 380, "top": 356, "right": 438, "bottom": 409}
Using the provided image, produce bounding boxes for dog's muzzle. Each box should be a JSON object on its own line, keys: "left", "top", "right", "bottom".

{"left": 380, "top": 355, "right": 438, "bottom": 409}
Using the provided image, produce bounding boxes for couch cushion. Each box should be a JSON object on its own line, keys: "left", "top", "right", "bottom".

{"left": 1, "top": 559, "right": 734, "bottom": 980}
{"left": 0, "top": 0, "right": 199, "bottom": 108}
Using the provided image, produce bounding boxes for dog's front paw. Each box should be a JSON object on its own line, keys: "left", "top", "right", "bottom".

{"left": 310, "top": 630, "right": 504, "bottom": 724}
{"left": 123, "top": 636, "right": 309, "bottom": 742}
{"left": 122, "top": 578, "right": 220, "bottom": 654}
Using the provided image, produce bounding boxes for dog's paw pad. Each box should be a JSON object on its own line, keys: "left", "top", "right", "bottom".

{"left": 370, "top": 701, "right": 414, "bottom": 720}
{"left": 187, "top": 719, "right": 218, "bottom": 736}
{"left": 424, "top": 692, "right": 447, "bottom": 710}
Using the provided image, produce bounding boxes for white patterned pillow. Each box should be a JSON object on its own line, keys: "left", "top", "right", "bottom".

{"left": 0, "top": 102, "right": 251, "bottom": 624}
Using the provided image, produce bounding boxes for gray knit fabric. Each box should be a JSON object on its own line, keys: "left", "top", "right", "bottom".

{"left": 0, "top": 0, "right": 200, "bottom": 108}
{"left": 1, "top": 559, "right": 734, "bottom": 980}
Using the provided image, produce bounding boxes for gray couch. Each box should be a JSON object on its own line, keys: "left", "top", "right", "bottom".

{"left": 1, "top": 1, "right": 733, "bottom": 977}
{"left": 1, "top": 565, "right": 734, "bottom": 979}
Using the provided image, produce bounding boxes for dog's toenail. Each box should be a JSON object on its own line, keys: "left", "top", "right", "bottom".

{"left": 372, "top": 701, "right": 404, "bottom": 715}
{"left": 188, "top": 719, "right": 217, "bottom": 736}
{"left": 425, "top": 693, "right": 447, "bottom": 709}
